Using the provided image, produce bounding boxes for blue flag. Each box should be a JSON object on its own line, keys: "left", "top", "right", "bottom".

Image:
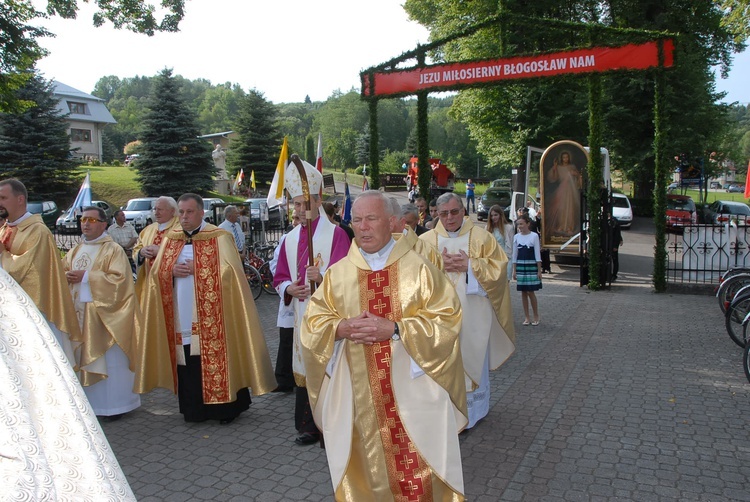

{"left": 71, "top": 172, "right": 92, "bottom": 217}
{"left": 343, "top": 181, "right": 352, "bottom": 224}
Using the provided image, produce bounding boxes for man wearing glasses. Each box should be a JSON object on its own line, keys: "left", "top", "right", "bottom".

{"left": 0, "top": 178, "right": 81, "bottom": 367}
{"left": 420, "top": 192, "right": 516, "bottom": 429}
{"left": 64, "top": 206, "right": 142, "bottom": 421}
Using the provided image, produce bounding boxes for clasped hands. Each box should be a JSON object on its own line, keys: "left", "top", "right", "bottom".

{"left": 336, "top": 311, "right": 395, "bottom": 345}
{"left": 442, "top": 248, "right": 469, "bottom": 273}
{"left": 65, "top": 269, "right": 85, "bottom": 284}
{"left": 173, "top": 259, "right": 194, "bottom": 278}
{"left": 140, "top": 244, "right": 160, "bottom": 260}
{"left": 286, "top": 265, "right": 322, "bottom": 299}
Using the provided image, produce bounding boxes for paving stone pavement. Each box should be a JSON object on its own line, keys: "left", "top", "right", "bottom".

{"left": 101, "top": 276, "right": 750, "bottom": 501}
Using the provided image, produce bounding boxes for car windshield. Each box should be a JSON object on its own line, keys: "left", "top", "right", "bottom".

{"left": 27, "top": 202, "right": 43, "bottom": 213}
{"left": 667, "top": 199, "right": 695, "bottom": 211}
{"left": 613, "top": 197, "right": 630, "bottom": 208}
{"left": 125, "top": 200, "right": 152, "bottom": 211}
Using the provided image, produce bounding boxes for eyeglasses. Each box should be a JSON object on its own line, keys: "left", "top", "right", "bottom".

{"left": 438, "top": 208, "right": 462, "bottom": 217}
{"left": 80, "top": 217, "right": 105, "bottom": 224}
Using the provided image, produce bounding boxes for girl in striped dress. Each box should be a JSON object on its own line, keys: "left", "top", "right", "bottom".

{"left": 512, "top": 214, "right": 542, "bottom": 326}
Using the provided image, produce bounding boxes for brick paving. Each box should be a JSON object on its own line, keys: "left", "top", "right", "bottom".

{"left": 99, "top": 273, "right": 750, "bottom": 501}
{"left": 96, "top": 192, "right": 750, "bottom": 501}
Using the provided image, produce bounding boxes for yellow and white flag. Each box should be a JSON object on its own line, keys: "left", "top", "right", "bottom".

{"left": 267, "top": 137, "right": 288, "bottom": 207}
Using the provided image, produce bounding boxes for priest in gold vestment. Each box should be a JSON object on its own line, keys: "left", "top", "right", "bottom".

{"left": 303, "top": 191, "right": 467, "bottom": 501}
{"left": 132, "top": 196, "right": 180, "bottom": 301}
{"left": 0, "top": 178, "right": 80, "bottom": 366}
{"left": 64, "top": 206, "right": 142, "bottom": 419}
{"left": 136, "top": 193, "right": 275, "bottom": 424}
{"left": 420, "top": 192, "right": 516, "bottom": 429}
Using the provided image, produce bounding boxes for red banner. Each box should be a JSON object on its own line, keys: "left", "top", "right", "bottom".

{"left": 362, "top": 39, "right": 674, "bottom": 97}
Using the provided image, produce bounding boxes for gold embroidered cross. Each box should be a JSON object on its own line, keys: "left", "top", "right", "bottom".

{"left": 395, "top": 427, "right": 408, "bottom": 442}
{"left": 372, "top": 298, "right": 387, "bottom": 314}
{"left": 405, "top": 480, "right": 420, "bottom": 495}
{"left": 399, "top": 455, "right": 414, "bottom": 470}
{"left": 372, "top": 273, "right": 386, "bottom": 287}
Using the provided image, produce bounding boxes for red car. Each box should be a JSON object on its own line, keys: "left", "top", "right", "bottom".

{"left": 666, "top": 194, "right": 697, "bottom": 232}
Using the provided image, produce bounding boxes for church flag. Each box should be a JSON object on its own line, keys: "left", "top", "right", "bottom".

{"left": 267, "top": 137, "right": 289, "bottom": 207}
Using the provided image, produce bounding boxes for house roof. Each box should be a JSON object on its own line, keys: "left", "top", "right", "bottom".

{"left": 52, "top": 81, "right": 116, "bottom": 125}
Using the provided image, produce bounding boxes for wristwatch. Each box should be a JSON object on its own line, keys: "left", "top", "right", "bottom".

{"left": 392, "top": 322, "right": 400, "bottom": 341}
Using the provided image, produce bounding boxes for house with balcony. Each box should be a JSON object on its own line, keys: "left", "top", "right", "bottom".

{"left": 52, "top": 81, "right": 116, "bottom": 162}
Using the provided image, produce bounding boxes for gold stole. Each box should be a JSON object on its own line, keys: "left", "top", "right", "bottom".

{"left": 158, "top": 234, "right": 230, "bottom": 404}
{"left": 359, "top": 266, "right": 433, "bottom": 501}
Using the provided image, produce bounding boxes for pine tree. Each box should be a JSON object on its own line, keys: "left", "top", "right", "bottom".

{"left": 228, "top": 90, "right": 282, "bottom": 186}
{"left": 0, "top": 73, "right": 80, "bottom": 200}
{"left": 135, "top": 69, "right": 214, "bottom": 198}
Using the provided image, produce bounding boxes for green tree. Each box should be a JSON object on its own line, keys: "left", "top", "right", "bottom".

{"left": 135, "top": 68, "right": 213, "bottom": 198}
{"left": 228, "top": 89, "right": 282, "bottom": 185}
{"left": 1, "top": 0, "right": 186, "bottom": 111}
{"left": 0, "top": 73, "right": 81, "bottom": 199}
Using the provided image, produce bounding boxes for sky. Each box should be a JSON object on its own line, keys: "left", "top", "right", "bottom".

{"left": 32, "top": 0, "right": 431, "bottom": 104}
{"left": 32, "top": 0, "right": 749, "bottom": 105}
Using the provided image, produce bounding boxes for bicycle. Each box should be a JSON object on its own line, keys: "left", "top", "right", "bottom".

{"left": 244, "top": 262, "right": 262, "bottom": 300}
{"left": 725, "top": 284, "right": 750, "bottom": 348}
{"left": 744, "top": 341, "right": 750, "bottom": 383}
{"left": 716, "top": 271, "right": 750, "bottom": 314}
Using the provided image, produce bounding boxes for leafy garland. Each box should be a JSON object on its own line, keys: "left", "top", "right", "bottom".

{"left": 587, "top": 72, "right": 603, "bottom": 290}
{"left": 362, "top": 15, "right": 673, "bottom": 291}
{"left": 653, "top": 41, "right": 668, "bottom": 292}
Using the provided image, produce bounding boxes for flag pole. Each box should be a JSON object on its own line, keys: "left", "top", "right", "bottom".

{"left": 289, "top": 154, "right": 316, "bottom": 293}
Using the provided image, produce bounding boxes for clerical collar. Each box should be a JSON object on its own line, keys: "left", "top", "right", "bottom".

{"left": 359, "top": 238, "right": 396, "bottom": 272}
{"left": 8, "top": 211, "right": 32, "bottom": 227}
{"left": 83, "top": 232, "right": 108, "bottom": 244}
{"left": 183, "top": 222, "right": 205, "bottom": 244}
{"left": 446, "top": 220, "right": 465, "bottom": 237}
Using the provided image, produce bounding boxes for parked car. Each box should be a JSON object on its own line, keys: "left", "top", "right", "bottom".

{"left": 701, "top": 200, "right": 750, "bottom": 224}
{"left": 245, "top": 198, "right": 287, "bottom": 229}
{"left": 477, "top": 187, "right": 512, "bottom": 221}
{"left": 612, "top": 193, "right": 633, "bottom": 229}
{"left": 28, "top": 200, "right": 61, "bottom": 229}
{"left": 727, "top": 184, "right": 745, "bottom": 193}
{"left": 490, "top": 179, "right": 512, "bottom": 188}
{"left": 667, "top": 182, "right": 679, "bottom": 192}
{"left": 710, "top": 182, "right": 722, "bottom": 189}
{"left": 666, "top": 194, "right": 697, "bottom": 232}
{"left": 124, "top": 154, "right": 140, "bottom": 166}
{"left": 202, "top": 197, "right": 225, "bottom": 224}
{"left": 122, "top": 197, "right": 157, "bottom": 232}
{"left": 56, "top": 200, "right": 114, "bottom": 233}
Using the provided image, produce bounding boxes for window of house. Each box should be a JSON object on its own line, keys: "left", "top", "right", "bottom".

{"left": 67, "top": 101, "right": 89, "bottom": 114}
{"left": 71, "top": 128, "right": 92, "bottom": 142}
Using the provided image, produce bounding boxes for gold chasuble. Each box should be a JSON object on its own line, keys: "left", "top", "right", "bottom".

{"left": 133, "top": 216, "right": 180, "bottom": 301}
{"left": 303, "top": 238, "right": 467, "bottom": 501}
{"left": 420, "top": 218, "right": 516, "bottom": 386}
{"left": 135, "top": 224, "right": 275, "bottom": 403}
{"left": 64, "top": 236, "right": 141, "bottom": 386}
{"left": 0, "top": 215, "right": 81, "bottom": 348}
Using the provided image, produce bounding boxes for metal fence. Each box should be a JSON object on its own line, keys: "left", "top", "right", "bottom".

{"left": 666, "top": 224, "right": 750, "bottom": 284}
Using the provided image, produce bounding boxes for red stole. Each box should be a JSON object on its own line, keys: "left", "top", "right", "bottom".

{"left": 359, "top": 266, "right": 433, "bottom": 501}
{"left": 157, "top": 233, "right": 230, "bottom": 403}
{"left": 0, "top": 225, "right": 17, "bottom": 251}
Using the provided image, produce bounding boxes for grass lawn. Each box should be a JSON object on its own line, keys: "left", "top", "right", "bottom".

{"left": 85, "top": 165, "right": 245, "bottom": 208}
{"left": 677, "top": 189, "right": 749, "bottom": 206}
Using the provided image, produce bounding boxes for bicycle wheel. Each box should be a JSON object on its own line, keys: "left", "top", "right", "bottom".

{"left": 258, "top": 261, "right": 277, "bottom": 296}
{"left": 717, "top": 273, "right": 750, "bottom": 314}
{"left": 725, "top": 292, "right": 750, "bottom": 348}
{"left": 744, "top": 342, "right": 750, "bottom": 384}
{"left": 245, "top": 264, "right": 262, "bottom": 300}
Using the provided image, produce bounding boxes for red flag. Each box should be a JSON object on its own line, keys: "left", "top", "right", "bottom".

{"left": 744, "top": 161, "right": 750, "bottom": 199}
{"left": 315, "top": 133, "right": 323, "bottom": 173}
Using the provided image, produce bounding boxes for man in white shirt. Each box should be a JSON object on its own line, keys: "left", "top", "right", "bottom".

{"left": 218, "top": 205, "right": 245, "bottom": 256}
{"left": 108, "top": 210, "right": 138, "bottom": 271}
